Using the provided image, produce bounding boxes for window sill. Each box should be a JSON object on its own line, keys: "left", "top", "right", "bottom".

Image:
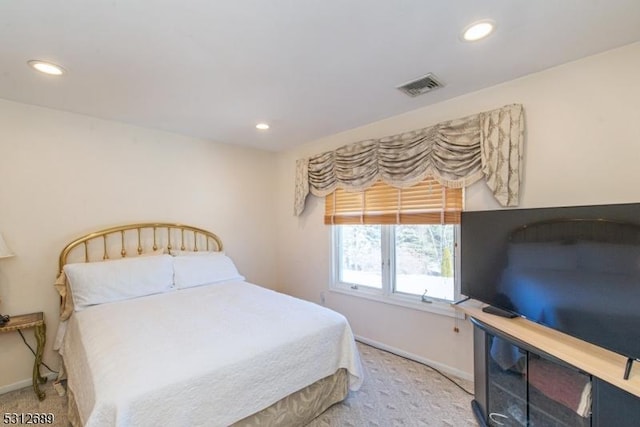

{"left": 329, "top": 286, "right": 465, "bottom": 319}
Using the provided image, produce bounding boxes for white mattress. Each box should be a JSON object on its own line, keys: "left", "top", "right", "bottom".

{"left": 61, "top": 281, "right": 363, "bottom": 426}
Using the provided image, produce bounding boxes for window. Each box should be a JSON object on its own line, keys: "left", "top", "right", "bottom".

{"left": 333, "top": 224, "right": 458, "bottom": 301}
{"left": 394, "top": 224, "right": 456, "bottom": 300}
{"left": 327, "top": 177, "right": 462, "bottom": 310}
{"left": 337, "top": 224, "right": 382, "bottom": 289}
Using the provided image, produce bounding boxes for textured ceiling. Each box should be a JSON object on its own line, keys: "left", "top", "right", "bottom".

{"left": 1, "top": 1, "right": 640, "bottom": 151}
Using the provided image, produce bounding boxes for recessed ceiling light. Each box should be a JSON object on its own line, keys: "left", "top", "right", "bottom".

{"left": 27, "top": 60, "right": 66, "bottom": 76}
{"left": 256, "top": 123, "right": 270, "bottom": 130}
{"left": 461, "top": 20, "right": 495, "bottom": 42}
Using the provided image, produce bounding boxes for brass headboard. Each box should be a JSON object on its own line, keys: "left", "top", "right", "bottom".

{"left": 509, "top": 218, "right": 640, "bottom": 244}
{"left": 59, "top": 223, "right": 223, "bottom": 273}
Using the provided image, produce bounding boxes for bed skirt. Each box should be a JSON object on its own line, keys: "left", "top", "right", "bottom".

{"left": 67, "top": 368, "right": 348, "bottom": 427}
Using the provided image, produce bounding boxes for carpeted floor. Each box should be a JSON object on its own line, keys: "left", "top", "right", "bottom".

{"left": 0, "top": 377, "right": 68, "bottom": 425}
{"left": 0, "top": 342, "right": 476, "bottom": 426}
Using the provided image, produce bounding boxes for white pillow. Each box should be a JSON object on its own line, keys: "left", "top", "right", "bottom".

{"left": 64, "top": 254, "right": 174, "bottom": 310}
{"left": 173, "top": 253, "right": 245, "bottom": 289}
{"left": 169, "top": 249, "right": 221, "bottom": 256}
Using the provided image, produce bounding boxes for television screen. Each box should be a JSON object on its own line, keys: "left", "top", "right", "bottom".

{"left": 460, "top": 203, "right": 640, "bottom": 360}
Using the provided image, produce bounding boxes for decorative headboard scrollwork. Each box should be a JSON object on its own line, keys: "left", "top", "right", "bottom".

{"left": 59, "top": 223, "right": 223, "bottom": 273}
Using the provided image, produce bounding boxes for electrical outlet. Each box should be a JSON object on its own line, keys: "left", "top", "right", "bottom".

{"left": 320, "top": 291, "right": 326, "bottom": 305}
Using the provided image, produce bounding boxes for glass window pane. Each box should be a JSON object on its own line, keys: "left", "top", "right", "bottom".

{"left": 394, "top": 224, "right": 455, "bottom": 301}
{"left": 338, "top": 225, "right": 382, "bottom": 288}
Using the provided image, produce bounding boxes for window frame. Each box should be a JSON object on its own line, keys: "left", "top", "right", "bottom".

{"left": 330, "top": 223, "right": 463, "bottom": 318}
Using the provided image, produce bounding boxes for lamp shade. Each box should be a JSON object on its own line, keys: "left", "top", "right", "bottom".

{"left": 0, "top": 233, "right": 14, "bottom": 259}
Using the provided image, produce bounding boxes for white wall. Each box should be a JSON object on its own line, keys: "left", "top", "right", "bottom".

{"left": 0, "top": 99, "right": 278, "bottom": 391}
{"left": 275, "top": 42, "right": 640, "bottom": 379}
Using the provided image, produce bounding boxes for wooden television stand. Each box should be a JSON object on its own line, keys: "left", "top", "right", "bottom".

{"left": 456, "top": 300, "right": 640, "bottom": 427}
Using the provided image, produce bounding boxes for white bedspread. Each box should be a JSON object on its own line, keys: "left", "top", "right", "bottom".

{"left": 61, "top": 281, "right": 363, "bottom": 426}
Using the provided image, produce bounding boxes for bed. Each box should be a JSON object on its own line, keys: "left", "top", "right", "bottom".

{"left": 53, "top": 223, "right": 363, "bottom": 427}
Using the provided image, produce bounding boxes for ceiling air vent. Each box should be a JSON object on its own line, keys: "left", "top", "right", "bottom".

{"left": 397, "top": 73, "right": 444, "bottom": 97}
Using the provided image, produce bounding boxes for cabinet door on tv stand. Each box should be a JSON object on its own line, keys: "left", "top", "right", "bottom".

{"left": 472, "top": 325, "right": 488, "bottom": 424}
{"left": 527, "top": 353, "right": 591, "bottom": 427}
{"left": 592, "top": 378, "right": 640, "bottom": 427}
{"left": 486, "top": 335, "right": 528, "bottom": 426}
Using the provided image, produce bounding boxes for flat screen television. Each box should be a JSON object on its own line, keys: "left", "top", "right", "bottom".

{"left": 460, "top": 202, "right": 640, "bottom": 361}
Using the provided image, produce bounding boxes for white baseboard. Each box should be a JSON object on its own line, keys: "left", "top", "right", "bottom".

{"left": 0, "top": 372, "right": 58, "bottom": 396}
{"left": 355, "top": 335, "right": 474, "bottom": 382}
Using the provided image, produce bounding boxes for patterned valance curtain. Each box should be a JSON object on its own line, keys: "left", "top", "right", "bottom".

{"left": 294, "top": 104, "right": 524, "bottom": 216}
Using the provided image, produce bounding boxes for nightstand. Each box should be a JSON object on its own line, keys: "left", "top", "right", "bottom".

{"left": 0, "top": 312, "right": 47, "bottom": 400}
